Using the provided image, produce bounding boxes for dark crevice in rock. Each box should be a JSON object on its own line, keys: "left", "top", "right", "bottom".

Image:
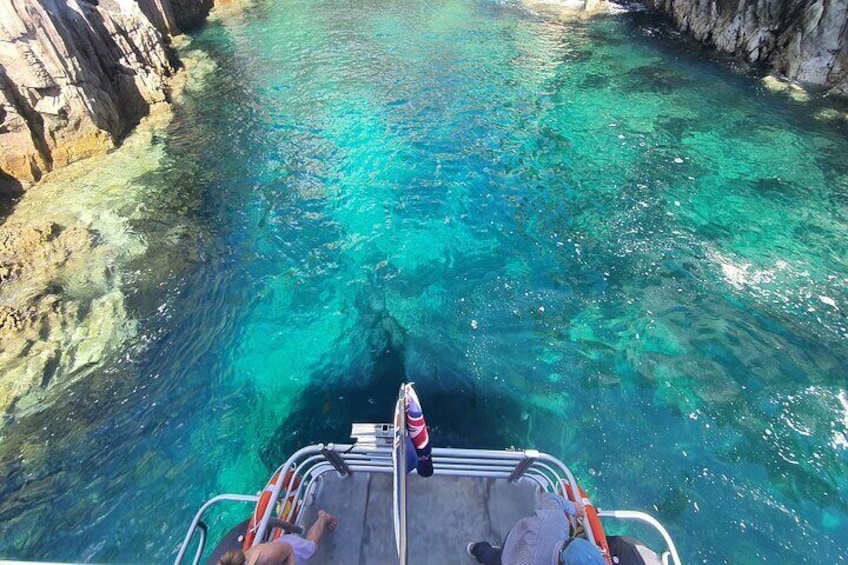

{"left": 0, "top": 172, "right": 24, "bottom": 220}
{"left": 40, "top": 352, "right": 61, "bottom": 388}
{"left": 0, "top": 64, "right": 53, "bottom": 180}
{"left": 170, "top": 0, "right": 214, "bottom": 31}
{"left": 84, "top": 9, "right": 151, "bottom": 134}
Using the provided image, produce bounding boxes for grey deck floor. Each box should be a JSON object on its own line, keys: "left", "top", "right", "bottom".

{"left": 297, "top": 473, "right": 537, "bottom": 564}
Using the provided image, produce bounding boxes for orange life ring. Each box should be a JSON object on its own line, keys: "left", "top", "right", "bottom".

{"left": 564, "top": 482, "right": 612, "bottom": 565}
{"left": 242, "top": 469, "right": 301, "bottom": 550}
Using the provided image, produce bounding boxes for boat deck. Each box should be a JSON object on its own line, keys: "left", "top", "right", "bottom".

{"left": 174, "top": 408, "right": 682, "bottom": 565}
{"left": 298, "top": 473, "right": 537, "bottom": 564}
{"left": 174, "top": 388, "right": 683, "bottom": 565}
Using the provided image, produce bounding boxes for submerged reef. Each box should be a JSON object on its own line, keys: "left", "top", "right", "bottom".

{"left": 0, "top": 81, "right": 216, "bottom": 423}
{"left": 0, "top": 0, "right": 217, "bottom": 423}
{"left": 646, "top": 0, "right": 848, "bottom": 95}
{"left": 0, "top": 109, "right": 158, "bottom": 422}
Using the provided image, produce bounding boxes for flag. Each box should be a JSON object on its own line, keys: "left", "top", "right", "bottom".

{"left": 404, "top": 383, "right": 433, "bottom": 477}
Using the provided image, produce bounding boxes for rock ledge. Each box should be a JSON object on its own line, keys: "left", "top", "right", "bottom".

{"left": 646, "top": 0, "right": 848, "bottom": 96}
{"left": 0, "top": 0, "right": 212, "bottom": 189}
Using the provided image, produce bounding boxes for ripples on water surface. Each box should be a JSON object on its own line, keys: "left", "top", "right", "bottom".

{"left": 2, "top": 0, "right": 848, "bottom": 562}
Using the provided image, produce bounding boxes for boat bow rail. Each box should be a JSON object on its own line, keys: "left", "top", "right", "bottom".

{"left": 175, "top": 385, "right": 682, "bottom": 565}
{"left": 175, "top": 442, "right": 682, "bottom": 565}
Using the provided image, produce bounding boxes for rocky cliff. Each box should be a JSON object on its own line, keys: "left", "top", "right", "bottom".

{"left": 0, "top": 0, "right": 212, "bottom": 190}
{"left": 646, "top": 0, "right": 848, "bottom": 95}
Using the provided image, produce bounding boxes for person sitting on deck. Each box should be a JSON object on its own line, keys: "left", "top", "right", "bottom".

{"left": 218, "top": 510, "right": 337, "bottom": 565}
{"left": 467, "top": 492, "right": 605, "bottom": 565}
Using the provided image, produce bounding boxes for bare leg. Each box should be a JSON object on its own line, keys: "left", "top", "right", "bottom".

{"left": 306, "top": 510, "right": 338, "bottom": 546}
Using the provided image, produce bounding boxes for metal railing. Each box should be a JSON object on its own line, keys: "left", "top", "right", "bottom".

{"left": 174, "top": 384, "right": 681, "bottom": 565}
{"left": 173, "top": 494, "right": 258, "bottom": 565}
{"left": 598, "top": 510, "right": 683, "bottom": 565}
{"left": 175, "top": 442, "right": 682, "bottom": 565}
{"left": 248, "top": 442, "right": 597, "bottom": 547}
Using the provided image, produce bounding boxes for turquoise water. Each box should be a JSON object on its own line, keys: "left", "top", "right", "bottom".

{"left": 2, "top": 0, "right": 848, "bottom": 562}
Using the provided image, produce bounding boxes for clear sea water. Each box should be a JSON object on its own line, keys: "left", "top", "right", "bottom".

{"left": 2, "top": 0, "right": 848, "bottom": 562}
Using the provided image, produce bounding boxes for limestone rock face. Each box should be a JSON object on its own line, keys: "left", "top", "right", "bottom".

{"left": 0, "top": 0, "right": 180, "bottom": 186}
{"left": 645, "top": 0, "right": 848, "bottom": 95}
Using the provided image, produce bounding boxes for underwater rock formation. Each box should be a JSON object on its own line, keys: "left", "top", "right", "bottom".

{"left": 0, "top": 0, "right": 212, "bottom": 188}
{"left": 0, "top": 221, "right": 133, "bottom": 416}
{"left": 0, "top": 4, "right": 215, "bottom": 424}
{"left": 646, "top": 0, "right": 848, "bottom": 95}
{"left": 0, "top": 106, "right": 177, "bottom": 423}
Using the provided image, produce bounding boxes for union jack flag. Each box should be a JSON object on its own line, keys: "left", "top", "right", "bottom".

{"left": 404, "top": 383, "right": 433, "bottom": 477}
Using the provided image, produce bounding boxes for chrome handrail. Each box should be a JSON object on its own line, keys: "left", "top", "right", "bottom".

{"left": 191, "top": 521, "right": 207, "bottom": 565}
{"left": 173, "top": 494, "right": 259, "bottom": 565}
{"left": 256, "top": 442, "right": 602, "bottom": 543}
{"left": 177, "top": 442, "right": 682, "bottom": 565}
{"left": 598, "top": 510, "right": 683, "bottom": 565}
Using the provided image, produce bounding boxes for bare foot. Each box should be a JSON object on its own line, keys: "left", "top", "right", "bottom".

{"left": 307, "top": 510, "right": 337, "bottom": 544}
{"left": 318, "top": 510, "right": 338, "bottom": 532}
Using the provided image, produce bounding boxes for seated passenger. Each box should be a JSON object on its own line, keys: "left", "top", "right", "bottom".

{"left": 218, "top": 510, "right": 337, "bottom": 565}
{"left": 467, "top": 493, "right": 605, "bottom": 565}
